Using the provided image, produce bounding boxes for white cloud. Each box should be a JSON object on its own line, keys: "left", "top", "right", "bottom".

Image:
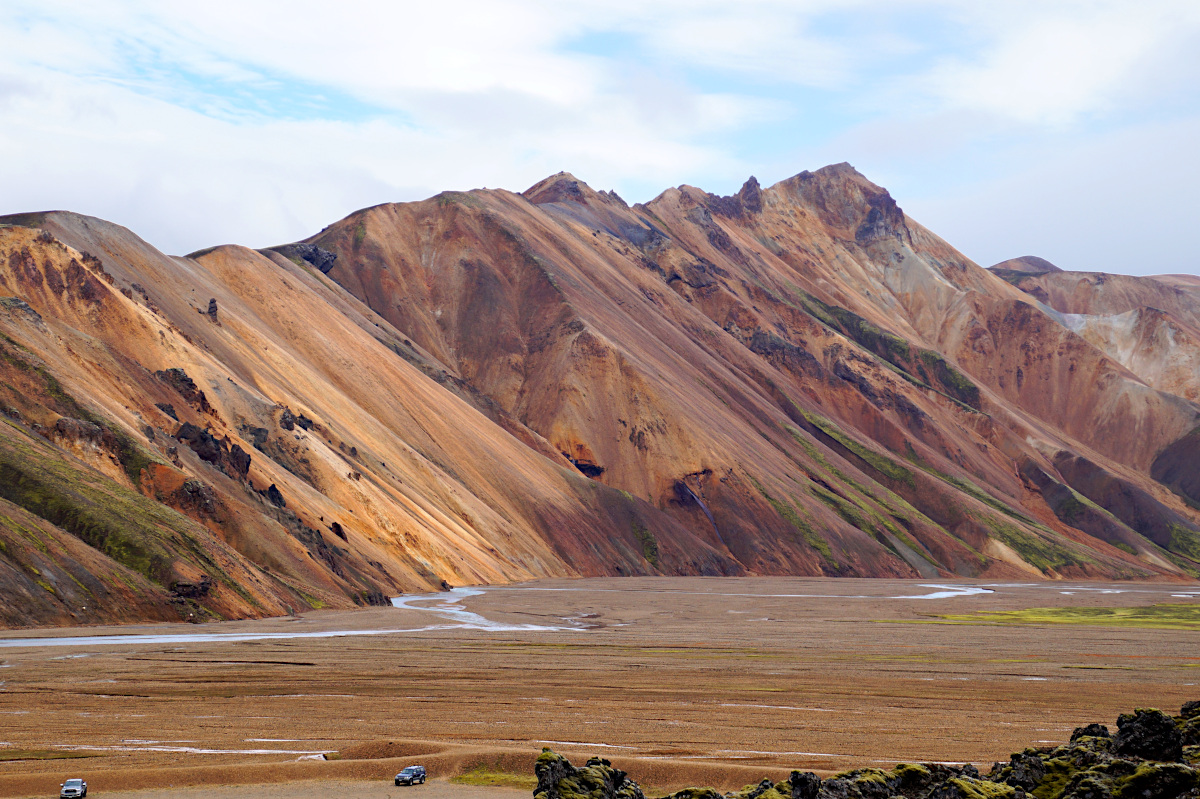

{"left": 0, "top": 0, "right": 1197, "bottom": 275}
{"left": 915, "top": 2, "right": 1200, "bottom": 125}
{"left": 900, "top": 115, "right": 1200, "bottom": 275}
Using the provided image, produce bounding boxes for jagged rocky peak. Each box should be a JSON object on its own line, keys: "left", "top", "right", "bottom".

{"left": 990, "top": 255, "right": 1063, "bottom": 274}
{"left": 523, "top": 172, "right": 611, "bottom": 206}
{"left": 700, "top": 176, "right": 764, "bottom": 218}
{"left": 776, "top": 162, "right": 908, "bottom": 245}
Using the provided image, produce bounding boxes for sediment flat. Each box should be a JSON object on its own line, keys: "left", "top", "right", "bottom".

{"left": 0, "top": 577, "right": 1197, "bottom": 797}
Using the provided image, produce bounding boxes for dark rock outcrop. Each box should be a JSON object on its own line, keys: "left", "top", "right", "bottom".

{"left": 271, "top": 243, "right": 339, "bottom": 274}
{"left": 534, "top": 749, "right": 644, "bottom": 799}
{"left": 1114, "top": 708, "right": 1183, "bottom": 762}
{"left": 174, "top": 423, "right": 251, "bottom": 479}
{"left": 1071, "top": 724, "right": 1111, "bottom": 742}
{"left": 535, "top": 706, "right": 1200, "bottom": 799}
{"left": 264, "top": 483, "right": 286, "bottom": 507}
{"left": 155, "top": 368, "right": 212, "bottom": 414}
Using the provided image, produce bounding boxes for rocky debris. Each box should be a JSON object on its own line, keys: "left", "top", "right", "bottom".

{"left": 155, "top": 402, "right": 178, "bottom": 420}
{"left": 154, "top": 368, "right": 212, "bottom": 414}
{"left": 206, "top": 298, "right": 218, "bottom": 319}
{"left": 535, "top": 706, "right": 1200, "bottom": 799}
{"left": 174, "top": 422, "right": 251, "bottom": 479}
{"left": 330, "top": 521, "right": 346, "bottom": 540}
{"left": 272, "top": 242, "right": 339, "bottom": 274}
{"left": 534, "top": 749, "right": 644, "bottom": 799}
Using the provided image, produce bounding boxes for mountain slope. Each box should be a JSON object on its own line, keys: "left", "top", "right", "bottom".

{"left": 1, "top": 164, "right": 1199, "bottom": 626}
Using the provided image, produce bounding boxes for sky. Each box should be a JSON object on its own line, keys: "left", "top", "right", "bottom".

{"left": 1, "top": 1, "right": 1198, "bottom": 275}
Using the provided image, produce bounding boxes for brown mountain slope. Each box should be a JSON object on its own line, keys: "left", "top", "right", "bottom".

{"left": 0, "top": 218, "right": 734, "bottom": 626}
{"left": 1, "top": 163, "right": 1199, "bottom": 627}
{"left": 301, "top": 166, "right": 1200, "bottom": 583}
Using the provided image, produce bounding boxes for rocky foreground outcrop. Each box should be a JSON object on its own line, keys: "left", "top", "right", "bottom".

{"left": 534, "top": 704, "right": 1200, "bottom": 799}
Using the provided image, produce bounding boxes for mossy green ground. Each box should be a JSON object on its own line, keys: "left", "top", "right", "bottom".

{"left": 451, "top": 766, "right": 539, "bottom": 790}
{"left": 936, "top": 604, "right": 1200, "bottom": 630}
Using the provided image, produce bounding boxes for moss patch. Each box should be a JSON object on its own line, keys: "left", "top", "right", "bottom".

{"left": 1169, "top": 524, "right": 1200, "bottom": 563}
{"left": 938, "top": 604, "right": 1200, "bottom": 631}
{"left": 632, "top": 520, "right": 659, "bottom": 568}
{"left": 452, "top": 766, "right": 538, "bottom": 790}
{"left": 749, "top": 476, "right": 836, "bottom": 566}
{"left": 794, "top": 409, "right": 916, "bottom": 489}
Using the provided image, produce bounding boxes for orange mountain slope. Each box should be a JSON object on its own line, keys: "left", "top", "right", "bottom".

{"left": 1, "top": 164, "right": 1198, "bottom": 626}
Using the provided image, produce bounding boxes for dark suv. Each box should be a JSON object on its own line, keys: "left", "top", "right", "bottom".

{"left": 60, "top": 780, "right": 87, "bottom": 799}
{"left": 395, "top": 766, "right": 426, "bottom": 786}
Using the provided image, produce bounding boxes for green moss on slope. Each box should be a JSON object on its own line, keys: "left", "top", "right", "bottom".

{"left": 749, "top": 476, "right": 836, "bottom": 566}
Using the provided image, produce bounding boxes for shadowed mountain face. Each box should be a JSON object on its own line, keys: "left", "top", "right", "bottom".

{"left": 1, "top": 164, "right": 1199, "bottom": 626}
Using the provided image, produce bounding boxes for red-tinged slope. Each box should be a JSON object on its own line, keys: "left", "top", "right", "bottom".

{"left": 3, "top": 158, "right": 1200, "bottom": 628}
{"left": 303, "top": 167, "right": 1200, "bottom": 582}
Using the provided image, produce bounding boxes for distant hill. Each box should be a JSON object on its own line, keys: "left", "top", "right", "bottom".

{"left": 989, "top": 255, "right": 1063, "bottom": 274}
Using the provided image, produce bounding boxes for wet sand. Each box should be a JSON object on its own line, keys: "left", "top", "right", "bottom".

{"left": 0, "top": 577, "right": 1197, "bottom": 797}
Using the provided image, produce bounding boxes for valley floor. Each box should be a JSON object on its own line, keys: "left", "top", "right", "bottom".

{"left": 0, "top": 577, "right": 1197, "bottom": 798}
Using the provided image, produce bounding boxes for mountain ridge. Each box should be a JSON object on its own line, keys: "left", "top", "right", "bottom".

{"left": 1, "top": 162, "right": 1198, "bottom": 627}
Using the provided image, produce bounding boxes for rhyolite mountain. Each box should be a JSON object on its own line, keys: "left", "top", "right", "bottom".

{"left": 2, "top": 163, "right": 1199, "bottom": 627}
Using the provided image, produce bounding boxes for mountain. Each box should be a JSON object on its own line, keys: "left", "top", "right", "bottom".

{"left": 1, "top": 164, "right": 1198, "bottom": 627}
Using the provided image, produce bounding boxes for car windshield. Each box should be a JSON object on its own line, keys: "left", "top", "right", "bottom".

{"left": 65, "top": 781, "right": 82, "bottom": 787}
{"left": 401, "top": 768, "right": 418, "bottom": 774}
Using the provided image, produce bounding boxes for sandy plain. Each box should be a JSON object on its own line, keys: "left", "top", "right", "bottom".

{"left": 0, "top": 577, "right": 1198, "bottom": 799}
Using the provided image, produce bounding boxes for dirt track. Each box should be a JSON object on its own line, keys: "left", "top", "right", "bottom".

{"left": 1, "top": 577, "right": 1197, "bottom": 798}
{"left": 81, "top": 779, "right": 523, "bottom": 799}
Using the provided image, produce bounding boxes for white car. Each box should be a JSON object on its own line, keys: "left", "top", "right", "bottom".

{"left": 60, "top": 780, "right": 87, "bottom": 799}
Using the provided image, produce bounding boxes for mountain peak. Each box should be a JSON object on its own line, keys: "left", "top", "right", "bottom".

{"left": 523, "top": 172, "right": 599, "bottom": 205}
{"left": 774, "top": 163, "right": 906, "bottom": 245}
